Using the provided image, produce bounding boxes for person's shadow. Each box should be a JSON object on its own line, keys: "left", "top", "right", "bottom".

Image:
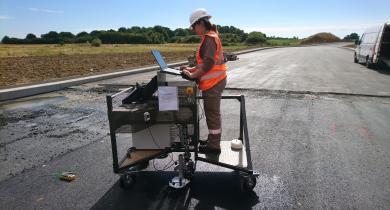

{"left": 90, "top": 171, "right": 259, "bottom": 210}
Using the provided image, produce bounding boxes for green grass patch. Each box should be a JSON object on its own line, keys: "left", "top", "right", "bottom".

{"left": 266, "top": 39, "right": 301, "bottom": 46}
{"left": 0, "top": 42, "right": 300, "bottom": 58}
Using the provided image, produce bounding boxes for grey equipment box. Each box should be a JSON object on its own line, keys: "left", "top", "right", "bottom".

{"left": 132, "top": 124, "right": 172, "bottom": 150}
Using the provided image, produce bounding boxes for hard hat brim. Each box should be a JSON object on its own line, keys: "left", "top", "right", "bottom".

{"left": 189, "top": 15, "right": 212, "bottom": 29}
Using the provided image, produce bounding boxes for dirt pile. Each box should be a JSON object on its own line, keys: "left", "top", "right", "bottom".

{"left": 300, "top": 33, "right": 341, "bottom": 45}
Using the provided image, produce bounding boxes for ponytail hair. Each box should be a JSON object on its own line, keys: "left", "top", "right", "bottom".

{"left": 200, "top": 18, "right": 218, "bottom": 33}
{"left": 210, "top": 24, "right": 217, "bottom": 32}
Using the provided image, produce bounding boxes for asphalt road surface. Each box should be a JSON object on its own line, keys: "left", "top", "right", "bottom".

{"left": 1, "top": 45, "right": 390, "bottom": 209}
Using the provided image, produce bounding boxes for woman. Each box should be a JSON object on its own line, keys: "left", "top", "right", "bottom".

{"left": 182, "top": 8, "right": 227, "bottom": 153}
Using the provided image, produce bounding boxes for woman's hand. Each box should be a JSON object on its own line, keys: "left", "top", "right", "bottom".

{"left": 182, "top": 69, "right": 194, "bottom": 79}
{"left": 180, "top": 66, "right": 195, "bottom": 72}
{"left": 179, "top": 65, "right": 188, "bottom": 71}
{"left": 183, "top": 67, "right": 204, "bottom": 79}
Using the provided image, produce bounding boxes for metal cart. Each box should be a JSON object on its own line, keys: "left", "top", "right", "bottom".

{"left": 106, "top": 68, "right": 258, "bottom": 193}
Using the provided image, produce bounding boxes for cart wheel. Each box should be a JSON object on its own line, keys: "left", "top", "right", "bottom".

{"left": 138, "top": 161, "right": 149, "bottom": 170}
{"left": 184, "top": 160, "right": 195, "bottom": 180}
{"left": 167, "top": 184, "right": 189, "bottom": 197}
{"left": 199, "top": 140, "right": 208, "bottom": 146}
{"left": 119, "top": 173, "right": 136, "bottom": 189}
{"left": 239, "top": 175, "right": 257, "bottom": 193}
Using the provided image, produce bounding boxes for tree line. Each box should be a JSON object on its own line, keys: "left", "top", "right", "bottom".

{"left": 1, "top": 25, "right": 279, "bottom": 45}
{"left": 343, "top": 33, "right": 359, "bottom": 41}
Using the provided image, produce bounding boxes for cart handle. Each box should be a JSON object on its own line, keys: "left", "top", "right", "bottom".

{"left": 106, "top": 86, "right": 135, "bottom": 112}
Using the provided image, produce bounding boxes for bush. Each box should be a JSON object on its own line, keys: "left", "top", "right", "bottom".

{"left": 91, "top": 38, "right": 102, "bottom": 47}
{"left": 26, "top": 33, "right": 37, "bottom": 39}
{"left": 180, "top": 35, "right": 201, "bottom": 43}
{"left": 245, "top": 31, "right": 266, "bottom": 44}
{"left": 41, "top": 31, "right": 60, "bottom": 44}
{"left": 1, "top": 36, "right": 10, "bottom": 44}
{"left": 343, "top": 33, "right": 359, "bottom": 41}
{"left": 219, "top": 33, "right": 242, "bottom": 43}
{"left": 145, "top": 31, "right": 166, "bottom": 44}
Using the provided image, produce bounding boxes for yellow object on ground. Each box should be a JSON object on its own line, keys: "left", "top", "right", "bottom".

{"left": 59, "top": 172, "right": 77, "bottom": 182}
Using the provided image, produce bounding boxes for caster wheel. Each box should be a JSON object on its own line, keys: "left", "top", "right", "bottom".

{"left": 184, "top": 160, "right": 195, "bottom": 180}
{"left": 119, "top": 173, "right": 136, "bottom": 189}
{"left": 138, "top": 161, "right": 149, "bottom": 170}
{"left": 239, "top": 175, "right": 256, "bottom": 193}
{"left": 199, "top": 140, "right": 207, "bottom": 146}
{"left": 167, "top": 185, "right": 189, "bottom": 198}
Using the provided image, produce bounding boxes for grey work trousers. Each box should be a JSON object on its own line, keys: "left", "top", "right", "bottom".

{"left": 201, "top": 78, "right": 227, "bottom": 134}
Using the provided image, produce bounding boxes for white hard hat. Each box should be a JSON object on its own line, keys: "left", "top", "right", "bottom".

{"left": 189, "top": 8, "right": 212, "bottom": 29}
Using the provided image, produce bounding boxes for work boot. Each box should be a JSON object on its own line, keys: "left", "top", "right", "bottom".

{"left": 199, "top": 134, "right": 221, "bottom": 153}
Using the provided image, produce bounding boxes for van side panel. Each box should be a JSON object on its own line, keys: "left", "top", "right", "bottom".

{"left": 373, "top": 25, "right": 384, "bottom": 63}
{"left": 355, "top": 23, "right": 390, "bottom": 67}
{"left": 358, "top": 25, "right": 381, "bottom": 64}
{"left": 378, "top": 23, "right": 390, "bottom": 67}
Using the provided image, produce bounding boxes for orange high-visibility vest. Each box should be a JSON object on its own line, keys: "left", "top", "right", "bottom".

{"left": 196, "top": 31, "right": 227, "bottom": 91}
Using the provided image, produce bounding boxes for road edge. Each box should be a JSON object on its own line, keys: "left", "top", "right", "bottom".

{"left": 0, "top": 61, "right": 186, "bottom": 101}
{"left": 0, "top": 45, "right": 310, "bottom": 101}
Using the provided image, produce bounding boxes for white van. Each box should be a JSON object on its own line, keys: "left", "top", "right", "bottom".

{"left": 354, "top": 22, "right": 390, "bottom": 68}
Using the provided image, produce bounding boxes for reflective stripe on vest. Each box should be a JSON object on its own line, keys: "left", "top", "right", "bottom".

{"left": 200, "top": 70, "right": 225, "bottom": 81}
{"left": 196, "top": 31, "right": 227, "bottom": 90}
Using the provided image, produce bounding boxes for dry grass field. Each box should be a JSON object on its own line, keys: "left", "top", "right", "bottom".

{"left": 0, "top": 42, "right": 300, "bottom": 88}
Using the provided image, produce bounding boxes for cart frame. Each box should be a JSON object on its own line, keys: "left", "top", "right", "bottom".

{"left": 106, "top": 87, "right": 258, "bottom": 190}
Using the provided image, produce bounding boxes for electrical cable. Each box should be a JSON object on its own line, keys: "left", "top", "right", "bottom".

{"left": 146, "top": 124, "right": 162, "bottom": 149}
{"left": 152, "top": 152, "right": 175, "bottom": 171}
{"left": 147, "top": 122, "right": 176, "bottom": 171}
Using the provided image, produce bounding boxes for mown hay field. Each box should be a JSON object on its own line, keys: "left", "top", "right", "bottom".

{"left": 0, "top": 42, "right": 298, "bottom": 88}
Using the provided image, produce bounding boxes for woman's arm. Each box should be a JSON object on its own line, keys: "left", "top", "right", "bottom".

{"left": 182, "top": 36, "right": 216, "bottom": 79}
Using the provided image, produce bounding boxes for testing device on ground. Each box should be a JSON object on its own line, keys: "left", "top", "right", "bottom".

{"left": 106, "top": 50, "right": 258, "bottom": 192}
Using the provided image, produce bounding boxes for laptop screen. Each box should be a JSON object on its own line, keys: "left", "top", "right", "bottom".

{"left": 151, "top": 50, "right": 168, "bottom": 70}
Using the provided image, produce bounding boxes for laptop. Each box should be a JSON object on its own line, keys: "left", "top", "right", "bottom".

{"left": 151, "top": 50, "right": 183, "bottom": 76}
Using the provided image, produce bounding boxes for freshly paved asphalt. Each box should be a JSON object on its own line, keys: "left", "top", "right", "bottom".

{"left": 0, "top": 45, "right": 390, "bottom": 209}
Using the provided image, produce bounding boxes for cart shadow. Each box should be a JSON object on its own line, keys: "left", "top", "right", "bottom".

{"left": 91, "top": 171, "right": 259, "bottom": 210}
{"left": 372, "top": 65, "right": 390, "bottom": 75}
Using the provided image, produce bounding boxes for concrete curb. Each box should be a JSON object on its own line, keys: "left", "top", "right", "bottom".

{"left": 234, "top": 46, "right": 283, "bottom": 55}
{"left": 338, "top": 46, "right": 355, "bottom": 51}
{"left": 339, "top": 47, "right": 355, "bottom": 51}
{"left": 0, "top": 61, "right": 186, "bottom": 101}
{"left": 0, "top": 44, "right": 316, "bottom": 101}
{"left": 234, "top": 44, "right": 323, "bottom": 55}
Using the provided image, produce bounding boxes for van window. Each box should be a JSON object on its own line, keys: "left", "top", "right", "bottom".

{"left": 359, "top": 34, "right": 365, "bottom": 44}
{"left": 362, "top": 32, "right": 378, "bottom": 44}
{"left": 383, "top": 26, "right": 390, "bottom": 42}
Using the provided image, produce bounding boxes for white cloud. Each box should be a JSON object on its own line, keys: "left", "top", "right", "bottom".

{"left": 0, "top": 15, "right": 12, "bottom": 20}
{"left": 28, "top": 7, "right": 64, "bottom": 14}
{"left": 242, "top": 22, "right": 385, "bottom": 38}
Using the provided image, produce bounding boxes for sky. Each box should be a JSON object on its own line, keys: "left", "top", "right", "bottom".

{"left": 0, "top": 0, "right": 389, "bottom": 39}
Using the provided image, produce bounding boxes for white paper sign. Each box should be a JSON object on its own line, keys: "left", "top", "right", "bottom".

{"left": 158, "top": 86, "right": 178, "bottom": 111}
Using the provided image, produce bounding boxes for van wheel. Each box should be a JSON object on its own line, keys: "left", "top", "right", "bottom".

{"left": 354, "top": 53, "right": 358, "bottom": 63}
{"left": 366, "top": 57, "right": 373, "bottom": 69}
